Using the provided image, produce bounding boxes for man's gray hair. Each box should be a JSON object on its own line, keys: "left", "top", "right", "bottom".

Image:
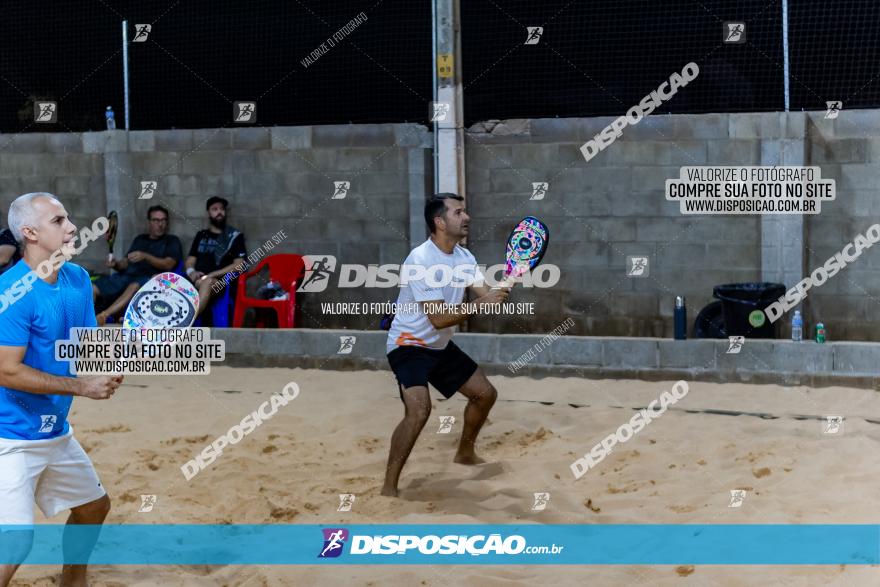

{"left": 8, "top": 192, "right": 61, "bottom": 243}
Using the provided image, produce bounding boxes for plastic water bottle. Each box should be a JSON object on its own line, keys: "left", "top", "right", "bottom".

{"left": 105, "top": 106, "right": 116, "bottom": 130}
{"left": 791, "top": 310, "right": 803, "bottom": 342}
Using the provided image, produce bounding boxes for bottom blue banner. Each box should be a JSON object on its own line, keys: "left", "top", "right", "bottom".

{"left": 1, "top": 524, "right": 878, "bottom": 565}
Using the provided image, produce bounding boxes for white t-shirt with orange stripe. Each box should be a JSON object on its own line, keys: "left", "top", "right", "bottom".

{"left": 386, "top": 239, "right": 484, "bottom": 354}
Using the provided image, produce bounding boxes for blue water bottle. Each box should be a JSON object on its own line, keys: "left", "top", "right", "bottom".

{"left": 674, "top": 296, "right": 687, "bottom": 340}
{"left": 105, "top": 106, "right": 116, "bottom": 130}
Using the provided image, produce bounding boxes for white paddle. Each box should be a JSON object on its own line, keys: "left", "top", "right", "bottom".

{"left": 122, "top": 272, "right": 200, "bottom": 330}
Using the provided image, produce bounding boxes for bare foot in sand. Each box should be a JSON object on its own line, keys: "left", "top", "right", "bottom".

{"left": 380, "top": 486, "right": 399, "bottom": 497}
{"left": 453, "top": 453, "right": 486, "bottom": 465}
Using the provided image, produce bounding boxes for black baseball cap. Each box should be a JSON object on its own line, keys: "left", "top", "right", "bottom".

{"left": 206, "top": 196, "right": 229, "bottom": 210}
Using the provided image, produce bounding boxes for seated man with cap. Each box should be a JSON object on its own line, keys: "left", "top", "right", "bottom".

{"left": 184, "top": 196, "right": 247, "bottom": 325}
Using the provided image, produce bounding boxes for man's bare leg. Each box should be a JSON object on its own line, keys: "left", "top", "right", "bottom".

{"left": 381, "top": 385, "right": 431, "bottom": 497}
{"left": 60, "top": 494, "right": 111, "bottom": 587}
{"left": 96, "top": 282, "right": 141, "bottom": 325}
{"left": 195, "top": 277, "right": 217, "bottom": 316}
{"left": 453, "top": 369, "right": 497, "bottom": 465}
{"left": 0, "top": 564, "right": 20, "bottom": 587}
{"left": 0, "top": 528, "right": 33, "bottom": 586}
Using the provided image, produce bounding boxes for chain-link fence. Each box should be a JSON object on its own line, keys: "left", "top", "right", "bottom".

{"left": 2, "top": 1, "right": 880, "bottom": 131}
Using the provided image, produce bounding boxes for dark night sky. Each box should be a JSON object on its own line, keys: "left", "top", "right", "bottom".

{"left": 1, "top": 1, "right": 879, "bottom": 132}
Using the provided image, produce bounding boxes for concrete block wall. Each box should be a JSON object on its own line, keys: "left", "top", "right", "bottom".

{"left": 218, "top": 329, "right": 880, "bottom": 388}
{"left": 464, "top": 114, "right": 763, "bottom": 338}
{"left": 1, "top": 113, "right": 878, "bottom": 341}
{"left": 126, "top": 124, "right": 430, "bottom": 330}
{"left": 803, "top": 111, "right": 880, "bottom": 341}
{"left": 0, "top": 136, "right": 106, "bottom": 270}
{"left": 465, "top": 112, "right": 880, "bottom": 341}
{"left": 0, "top": 125, "right": 431, "bottom": 330}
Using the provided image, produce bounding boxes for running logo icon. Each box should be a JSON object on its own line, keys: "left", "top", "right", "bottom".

{"left": 337, "top": 494, "right": 356, "bottom": 512}
{"left": 726, "top": 336, "right": 745, "bottom": 354}
{"left": 139, "top": 181, "right": 157, "bottom": 200}
{"left": 825, "top": 101, "right": 842, "bottom": 119}
{"left": 337, "top": 336, "right": 356, "bottom": 355}
{"left": 298, "top": 255, "right": 337, "bottom": 293}
{"left": 525, "top": 27, "right": 543, "bottom": 45}
{"left": 233, "top": 102, "right": 256, "bottom": 123}
{"left": 437, "top": 415, "right": 455, "bottom": 434}
{"left": 138, "top": 494, "right": 157, "bottom": 513}
{"left": 38, "top": 415, "right": 57, "bottom": 433}
{"left": 332, "top": 181, "right": 350, "bottom": 200}
{"left": 823, "top": 415, "right": 844, "bottom": 435}
{"left": 133, "top": 24, "right": 151, "bottom": 42}
{"left": 318, "top": 528, "right": 349, "bottom": 558}
{"left": 34, "top": 102, "right": 57, "bottom": 123}
{"left": 531, "top": 182, "right": 548, "bottom": 201}
{"left": 430, "top": 102, "right": 450, "bottom": 122}
{"left": 531, "top": 492, "right": 550, "bottom": 511}
{"left": 728, "top": 489, "right": 747, "bottom": 508}
{"left": 626, "top": 256, "right": 649, "bottom": 277}
{"left": 723, "top": 22, "right": 745, "bottom": 43}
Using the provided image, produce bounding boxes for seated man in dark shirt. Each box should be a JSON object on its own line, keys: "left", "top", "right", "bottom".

{"left": 0, "top": 224, "right": 21, "bottom": 275}
{"left": 91, "top": 205, "right": 183, "bottom": 324}
{"left": 185, "top": 197, "right": 246, "bottom": 322}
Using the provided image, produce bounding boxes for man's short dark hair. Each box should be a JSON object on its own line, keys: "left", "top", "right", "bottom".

{"left": 147, "top": 205, "right": 169, "bottom": 219}
{"left": 425, "top": 193, "right": 464, "bottom": 234}
{"left": 206, "top": 196, "right": 229, "bottom": 211}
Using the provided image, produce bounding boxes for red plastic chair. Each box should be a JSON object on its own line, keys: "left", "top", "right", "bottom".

{"left": 233, "top": 254, "right": 306, "bottom": 328}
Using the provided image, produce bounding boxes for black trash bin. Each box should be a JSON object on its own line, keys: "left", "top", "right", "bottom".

{"left": 694, "top": 301, "right": 727, "bottom": 339}
{"left": 712, "top": 282, "right": 786, "bottom": 338}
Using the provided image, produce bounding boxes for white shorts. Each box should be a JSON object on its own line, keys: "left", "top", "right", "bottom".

{"left": 0, "top": 428, "right": 106, "bottom": 525}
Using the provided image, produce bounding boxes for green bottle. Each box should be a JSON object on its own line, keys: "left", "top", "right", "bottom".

{"left": 816, "top": 322, "right": 826, "bottom": 344}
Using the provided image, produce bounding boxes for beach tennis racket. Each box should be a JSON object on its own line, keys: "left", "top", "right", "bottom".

{"left": 494, "top": 216, "right": 549, "bottom": 289}
{"left": 106, "top": 210, "right": 118, "bottom": 263}
{"left": 122, "top": 272, "right": 200, "bottom": 330}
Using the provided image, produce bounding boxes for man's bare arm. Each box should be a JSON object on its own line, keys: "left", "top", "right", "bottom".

{"left": 469, "top": 283, "right": 492, "bottom": 299}
{"left": 0, "top": 345, "right": 81, "bottom": 396}
{"left": 145, "top": 254, "right": 177, "bottom": 271}
{"left": 423, "top": 288, "right": 510, "bottom": 330}
{"left": 0, "top": 346, "right": 122, "bottom": 400}
{"left": 111, "top": 257, "right": 129, "bottom": 271}
{"left": 207, "top": 258, "right": 246, "bottom": 280}
{"left": 422, "top": 299, "right": 469, "bottom": 330}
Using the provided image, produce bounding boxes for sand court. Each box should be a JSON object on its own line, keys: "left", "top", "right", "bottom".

{"left": 13, "top": 366, "right": 880, "bottom": 585}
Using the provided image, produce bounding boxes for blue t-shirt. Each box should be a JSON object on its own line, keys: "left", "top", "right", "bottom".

{"left": 0, "top": 260, "right": 97, "bottom": 440}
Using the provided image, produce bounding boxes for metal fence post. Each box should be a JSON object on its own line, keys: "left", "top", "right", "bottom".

{"left": 782, "top": 0, "right": 790, "bottom": 112}
{"left": 122, "top": 20, "right": 130, "bottom": 130}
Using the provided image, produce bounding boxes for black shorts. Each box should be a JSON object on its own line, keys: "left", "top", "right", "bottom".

{"left": 387, "top": 341, "right": 478, "bottom": 399}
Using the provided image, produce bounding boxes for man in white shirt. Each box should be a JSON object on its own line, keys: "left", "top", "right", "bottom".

{"left": 381, "top": 193, "right": 509, "bottom": 498}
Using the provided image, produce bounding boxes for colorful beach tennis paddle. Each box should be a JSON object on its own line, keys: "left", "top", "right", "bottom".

{"left": 379, "top": 217, "right": 549, "bottom": 329}
{"left": 122, "top": 272, "right": 200, "bottom": 330}
{"left": 494, "top": 216, "right": 550, "bottom": 289}
{"left": 106, "top": 210, "right": 118, "bottom": 263}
